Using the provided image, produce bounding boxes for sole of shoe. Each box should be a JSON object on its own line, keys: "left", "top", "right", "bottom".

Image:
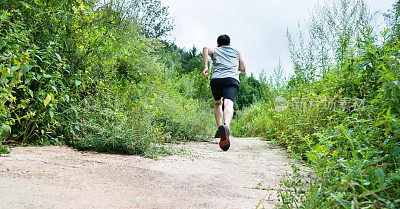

{"left": 219, "top": 125, "right": 230, "bottom": 151}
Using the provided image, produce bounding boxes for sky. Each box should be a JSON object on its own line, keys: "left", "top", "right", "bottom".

{"left": 160, "top": 0, "right": 395, "bottom": 78}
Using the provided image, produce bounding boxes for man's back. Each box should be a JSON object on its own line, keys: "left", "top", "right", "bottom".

{"left": 211, "top": 46, "right": 240, "bottom": 81}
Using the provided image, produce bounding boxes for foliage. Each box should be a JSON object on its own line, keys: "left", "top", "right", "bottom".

{"left": 1, "top": 0, "right": 214, "bottom": 157}
{"left": 1, "top": 0, "right": 84, "bottom": 144}
{"left": 232, "top": 0, "right": 400, "bottom": 207}
{"left": 286, "top": 0, "right": 375, "bottom": 83}
{"left": 235, "top": 72, "right": 263, "bottom": 110}
{"left": 153, "top": 80, "right": 214, "bottom": 141}
{"left": 124, "top": 0, "right": 174, "bottom": 38}
{"left": 231, "top": 101, "right": 272, "bottom": 137}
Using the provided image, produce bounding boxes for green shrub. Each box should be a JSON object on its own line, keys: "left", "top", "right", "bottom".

{"left": 2, "top": 0, "right": 215, "bottom": 158}
{"left": 231, "top": 101, "right": 273, "bottom": 137}
{"left": 0, "top": 1, "right": 82, "bottom": 144}
{"left": 234, "top": 24, "right": 400, "bottom": 209}
{"left": 0, "top": 142, "right": 10, "bottom": 154}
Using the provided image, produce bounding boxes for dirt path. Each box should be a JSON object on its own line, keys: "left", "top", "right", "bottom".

{"left": 0, "top": 137, "right": 296, "bottom": 209}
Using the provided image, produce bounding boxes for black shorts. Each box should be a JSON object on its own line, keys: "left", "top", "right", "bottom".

{"left": 210, "top": 78, "right": 239, "bottom": 103}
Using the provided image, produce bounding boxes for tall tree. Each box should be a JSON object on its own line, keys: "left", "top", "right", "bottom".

{"left": 128, "top": 0, "right": 173, "bottom": 38}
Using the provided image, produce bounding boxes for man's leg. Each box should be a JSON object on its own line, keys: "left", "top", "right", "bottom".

{"left": 214, "top": 100, "right": 223, "bottom": 127}
{"left": 217, "top": 98, "right": 232, "bottom": 151}
{"left": 223, "top": 99, "right": 234, "bottom": 127}
{"left": 217, "top": 79, "right": 238, "bottom": 151}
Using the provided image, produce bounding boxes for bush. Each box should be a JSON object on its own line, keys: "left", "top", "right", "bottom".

{"left": 0, "top": 0, "right": 83, "bottom": 144}
{"left": 233, "top": 20, "right": 400, "bottom": 209}
{"left": 1, "top": 0, "right": 215, "bottom": 158}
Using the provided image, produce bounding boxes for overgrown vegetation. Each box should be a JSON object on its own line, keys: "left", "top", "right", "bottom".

{"left": 2, "top": 0, "right": 398, "bottom": 207}
{"left": 0, "top": 0, "right": 215, "bottom": 156}
{"left": 233, "top": 0, "right": 400, "bottom": 207}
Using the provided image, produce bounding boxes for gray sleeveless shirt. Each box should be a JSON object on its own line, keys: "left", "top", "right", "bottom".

{"left": 211, "top": 46, "right": 240, "bottom": 81}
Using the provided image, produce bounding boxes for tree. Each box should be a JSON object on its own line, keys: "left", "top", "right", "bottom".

{"left": 189, "top": 45, "right": 198, "bottom": 59}
{"left": 235, "top": 73, "right": 262, "bottom": 110}
{"left": 124, "top": 0, "right": 174, "bottom": 38}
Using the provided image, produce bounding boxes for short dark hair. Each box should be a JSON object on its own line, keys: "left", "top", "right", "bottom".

{"left": 217, "top": 34, "right": 230, "bottom": 46}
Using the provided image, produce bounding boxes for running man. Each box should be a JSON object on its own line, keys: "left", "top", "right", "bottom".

{"left": 202, "top": 34, "right": 246, "bottom": 151}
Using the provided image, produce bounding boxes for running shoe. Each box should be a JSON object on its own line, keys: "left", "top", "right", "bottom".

{"left": 218, "top": 124, "right": 230, "bottom": 151}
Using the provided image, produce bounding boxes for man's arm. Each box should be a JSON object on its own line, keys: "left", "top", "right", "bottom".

{"left": 238, "top": 51, "right": 246, "bottom": 72}
{"left": 202, "top": 47, "right": 214, "bottom": 78}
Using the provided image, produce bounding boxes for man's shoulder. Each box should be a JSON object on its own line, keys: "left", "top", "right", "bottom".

{"left": 216, "top": 46, "right": 239, "bottom": 54}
